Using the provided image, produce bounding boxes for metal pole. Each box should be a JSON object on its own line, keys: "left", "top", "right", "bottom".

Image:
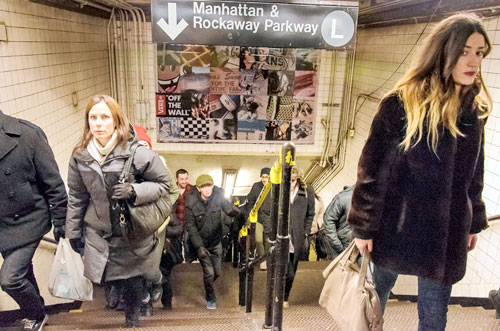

{"left": 272, "top": 142, "right": 295, "bottom": 331}
{"left": 238, "top": 234, "right": 246, "bottom": 306}
{"left": 245, "top": 219, "right": 256, "bottom": 312}
{"left": 263, "top": 183, "right": 280, "bottom": 329}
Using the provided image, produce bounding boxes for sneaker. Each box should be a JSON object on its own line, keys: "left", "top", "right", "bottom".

{"left": 151, "top": 283, "right": 163, "bottom": 302}
{"left": 140, "top": 304, "right": 153, "bottom": 317}
{"left": 283, "top": 301, "right": 289, "bottom": 308}
{"left": 260, "top": 261, "right": 267, "bottom": 271}
{"left": 22, "top": 314, "right": 48, "bottom": 331}
{"left": 489, "top": 289, "right": 500, "bottom": 319}
{"left": 206, "top": 300, "right": 217, "bottom": 310}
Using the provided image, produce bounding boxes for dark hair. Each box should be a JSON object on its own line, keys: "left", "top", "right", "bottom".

{"left": 176, "top": 169, "right": 189, "bottom": 178}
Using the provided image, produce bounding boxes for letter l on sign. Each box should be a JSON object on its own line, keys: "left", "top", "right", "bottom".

{"left": 157, "top": 3, "right": 188, "bottom": 40}
{"left": 331, "top": 19, "right": 344, "bottom": 39}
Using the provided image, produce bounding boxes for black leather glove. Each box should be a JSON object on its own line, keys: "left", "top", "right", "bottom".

{"left": 53, "top": 225, "right": 65, "bottom": 242}
{"left": 112, "top": 183, "right": 135, "bottom": 200}
{"left": 69, "top": 238, "right": 85, "bottom": 254}
{"left": 197, "top": 247, "right": 209, "bottom": 259}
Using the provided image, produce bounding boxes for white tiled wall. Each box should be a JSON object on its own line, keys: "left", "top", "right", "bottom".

{"left": 319, "top": 16, "right": 500, "bottom": 298}
{"left": 0, "top": 0, "right": 110, "bottom": 180}
{"left": 0, "top": 0, "right": 109, "bottom": 310}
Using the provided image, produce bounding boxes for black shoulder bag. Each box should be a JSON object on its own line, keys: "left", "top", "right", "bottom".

{"left": 115, "top": 144, "right": 172, "bottom": 246}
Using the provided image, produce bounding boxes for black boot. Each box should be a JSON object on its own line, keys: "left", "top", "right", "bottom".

{"left": 489, "top": 289, "right": 500, "bottom": 319}
{"left": 140, "top": 301, "right": 153, "bottom": 317}
{"left": 125, "top": 305, "right": 140, "bottom": 328}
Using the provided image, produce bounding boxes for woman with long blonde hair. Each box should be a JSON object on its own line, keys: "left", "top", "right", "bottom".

{"left": 348, "top": 13, "right": 491, "bottom": 330}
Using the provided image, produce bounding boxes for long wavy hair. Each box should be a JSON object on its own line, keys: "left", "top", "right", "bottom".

{"left": 388, "top": 13, "right": 492, "bottom": 152}
{"left": 73, "top": 95, "right": 130, "bottom": 152}
{"left": 291, "top": 167, "right": 307, "bottom": 191}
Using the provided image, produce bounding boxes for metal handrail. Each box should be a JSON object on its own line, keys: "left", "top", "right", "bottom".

{"left": 488, "top": 214, "right": 500, "bottom": 223}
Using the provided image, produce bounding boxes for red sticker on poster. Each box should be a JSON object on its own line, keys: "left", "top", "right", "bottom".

{"left": 156, "top": 94, "right": 166, "bottom": 116}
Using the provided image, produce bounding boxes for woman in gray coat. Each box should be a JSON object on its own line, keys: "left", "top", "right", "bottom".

{"left": 65, "top": 95, "right": 171, "bottom": 328}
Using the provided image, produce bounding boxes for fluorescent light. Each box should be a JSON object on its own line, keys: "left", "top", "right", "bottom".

{"left": 222, "top": 169, "right": 237, "bottom": 199}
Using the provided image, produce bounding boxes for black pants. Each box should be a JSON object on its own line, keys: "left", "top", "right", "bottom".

{"left": 198, "top": 243, "right": 222, "bottom": 302}
{"left": 109, "top": 276, "right": 143, "bottom": 319}
{"left": 284, "top": 253, "right": 298, "bottom": 302}
{"left": 0, "top": 239, "right": 45, "bottom": 320}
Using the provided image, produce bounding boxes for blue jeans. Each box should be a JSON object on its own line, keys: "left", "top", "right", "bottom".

{"left": 198, "top": 243, "right": 222, "bottom": 302}
{"left": 374, "top": 264, "right": 452, "bottom": 331}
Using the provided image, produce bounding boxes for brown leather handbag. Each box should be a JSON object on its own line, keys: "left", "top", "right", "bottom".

{"left": 319, "top": 241, "right": 383, "bottom": 331}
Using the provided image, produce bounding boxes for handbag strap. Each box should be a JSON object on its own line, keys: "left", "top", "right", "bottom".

{"left": 357, "top": 249, "right": 371, "bottom": 290}
{"left": 119, "top": 144, "right": 139, "bottom": 184}
{"left": 117, "top": 143, "right": 158, "bottom": 258}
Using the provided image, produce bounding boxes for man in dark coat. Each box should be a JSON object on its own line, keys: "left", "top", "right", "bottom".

{"left": 185, "top": 174, "right": 239, "bottom": 310}
{"left": 0, "top": 110, "right": 67, "bottom": 331}
{"left": 246, "top": 167, "right": 271, "bottom": 259}
{"left": 285, "top": 167, "right": 315, "bottom": 307}
{"left": 173, "top": 168, "right": 193, "bottom": 261}
{"left": 323, "top": 186, "right": 353, "bottom": 259}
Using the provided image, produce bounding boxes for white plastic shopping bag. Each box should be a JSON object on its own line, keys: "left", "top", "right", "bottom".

{"left": 48, "top": 238, "right": 93, "bottom": 301}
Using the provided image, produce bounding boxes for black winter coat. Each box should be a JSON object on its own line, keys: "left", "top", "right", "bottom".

{"left": 290, "top": 185, "right": 315, "bottom": 263}
{"left": 347, "top": 93, "right": 487, "bottom": 285}
{"left": 162, "top": 213, "right": 184, "bottom": 267}
{"left": 0, "top": 111, "right": 67, "bottom": 252}
{"left": 246, "top": 181, "right": 272, "bottom": 233}
{"left": 323, "top": 185, "right": 353, "bottom": 258}
{"left": 185, "top": 186, "right": 239, "bottom": 251}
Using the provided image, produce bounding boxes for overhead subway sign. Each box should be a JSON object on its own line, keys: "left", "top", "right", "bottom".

{"left": 151, "top": 1, "right": 358, "bottom": 49}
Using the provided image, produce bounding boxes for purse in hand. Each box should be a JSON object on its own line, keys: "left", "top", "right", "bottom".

{"left": 114, "top": 144, "right": 172, "bottom": 243}
{"left": 319, "top": 241, "right": 383, "bottom": 331}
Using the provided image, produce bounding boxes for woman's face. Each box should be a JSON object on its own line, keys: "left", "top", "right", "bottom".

{"left": 452, "top": 32, "right": 486, "bottom": 88}
{"left": 88, "top": 102, "right": 115, "bottom": 146}
{"left": 291, "top": 174, "right": 298, "bottom": 191}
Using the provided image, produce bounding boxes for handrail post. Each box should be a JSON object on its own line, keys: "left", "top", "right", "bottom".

{"left": 263, "top": 182, "right": 280, "bottom": 329}
{"left": 272, "top": 142, "right": 295, "bottom": 331}
{"left": 245, "top": 218, "right": 256, "bottom": 312}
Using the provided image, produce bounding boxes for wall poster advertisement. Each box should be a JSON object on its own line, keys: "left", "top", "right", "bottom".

{"left": 156, "top": 44, "right": 319, "bottom": 144}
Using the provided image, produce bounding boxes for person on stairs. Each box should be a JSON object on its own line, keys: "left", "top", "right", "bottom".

{"left": 348, "top": 14, "right": 491, "bottom": 331}
{"left": 0, "top": 110, "right": 67, "bottom": 331}
{"left": 185, "top": 174, "right": 240, "bottom": 310}
{"left": 66, "top": 95, "right": 172, "bottom": 328}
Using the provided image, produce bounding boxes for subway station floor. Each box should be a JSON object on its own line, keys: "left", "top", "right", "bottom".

{"left": 4, "top": 262, "right": 500, "bottom": 330}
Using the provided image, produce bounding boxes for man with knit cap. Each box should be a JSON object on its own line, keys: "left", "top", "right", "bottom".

{"left": 246, "top": 167, "right": 271, "bottom": 269}
{"left": 185, "top": 174, "right": 239, "bottom": 309}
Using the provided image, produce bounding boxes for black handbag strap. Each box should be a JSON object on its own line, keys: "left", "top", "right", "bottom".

{"left": 117, "top": 143, "right": 157, "bottom": 258}
{"left": 119, "top": 144, "right": 139, "bottom": 184}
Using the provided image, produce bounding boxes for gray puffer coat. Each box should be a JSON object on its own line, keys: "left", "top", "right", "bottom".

{"left": 66, "top": 127, "right": 171, "bottom": 283}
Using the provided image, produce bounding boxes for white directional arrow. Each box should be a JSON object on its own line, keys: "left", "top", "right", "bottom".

{"left": 157, "top": 3, "right": 188, "bottom": 41}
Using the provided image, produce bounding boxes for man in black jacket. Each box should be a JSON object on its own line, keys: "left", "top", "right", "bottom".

{"left": 185, "top": 174, "right": 239, "bottom": 310}
{"left": 323, "top": 185, "right": 354, "bottom": 259}
{"left": 0, "top": 110, "right": 67, "bottom": 331}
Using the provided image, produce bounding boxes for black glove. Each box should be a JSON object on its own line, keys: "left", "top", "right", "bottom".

{"left": 112, "top": 183, "right": 135, "bottom": 200}
{"left": 53, "top": 225, "right": 65, "bottom": 242}
{"left": 197, "top": 247, "right": 209, "bottom": 259}
{"left": 69, "top": 238, "right": 85, "bottom": 254}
